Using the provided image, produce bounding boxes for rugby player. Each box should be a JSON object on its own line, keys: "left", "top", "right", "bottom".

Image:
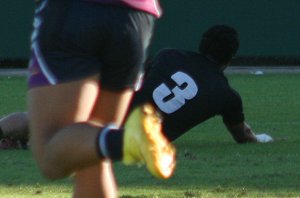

{"left": 26, "top": 0, "right": 175, "bottom": 197}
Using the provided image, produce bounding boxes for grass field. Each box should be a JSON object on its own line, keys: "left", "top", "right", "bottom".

{"left": 0, "top": 73, "right": 299, "bottom": 198}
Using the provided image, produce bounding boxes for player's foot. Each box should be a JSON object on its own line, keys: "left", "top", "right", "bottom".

{"left": 123, "top": 103, "right": 176, "bottom": 179}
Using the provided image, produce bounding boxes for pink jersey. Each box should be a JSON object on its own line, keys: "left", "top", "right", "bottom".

{"left": 84, "top": 0, "right": 162, "bottom": 18}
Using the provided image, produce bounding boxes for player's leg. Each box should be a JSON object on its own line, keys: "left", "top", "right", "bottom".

{"left": 28, "top": 0, "right": 108, "bottom": 178}
{"left": 70, "top": 4, "right": 176, "bottom": 196}
{"left": 73, "top": 162, "right": 117, "bottom": 198}
{"left": 72, "top": 88, "right": 176, "bottom": 197}
{"left": 28, "top": 1, "right": 128, "bottom": 197}
{"left": 73, "top": 88, "right": 134, "bottom": 198}
{"left": 29, "top": 75, "right": 136, "bottom": 198}
{"left": 28, "top": 75, "right": 103, "bottom": 179}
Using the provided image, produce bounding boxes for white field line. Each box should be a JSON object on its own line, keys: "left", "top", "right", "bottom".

{"left": 225, "top": 66, "right": 300, "bottom": 74}
{"left": 1, "top": 66, "right": 300, "bottom": 76}
{"left": 0, "top": 69, "right": 28, "bottom": 76}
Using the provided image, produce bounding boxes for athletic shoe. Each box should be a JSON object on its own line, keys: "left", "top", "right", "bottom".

{"left": 123, "top": 103, "right": 176, "bottom": 179}
{"left": 0, "top": 138, "right": 19, "bottom": 150}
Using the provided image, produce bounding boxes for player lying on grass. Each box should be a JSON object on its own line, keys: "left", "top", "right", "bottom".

{"left": 0, "top": 25, "right": 273, "bottom": 150}
{"left": 0, "top": 112, "right": 29, "bottom": 149}
{"left": 130, "top": 24, "right": 274, "bottom": 144}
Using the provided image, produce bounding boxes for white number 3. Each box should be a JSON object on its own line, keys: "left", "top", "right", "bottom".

{"left": 152, "top": 71, "right": 198, "bottom": 114}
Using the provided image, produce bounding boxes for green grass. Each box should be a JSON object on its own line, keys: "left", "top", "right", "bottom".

{"left": 0, "top": 74, "right": 300, "bottom": 197}
{"left": 0, "top": 76, "right": 27, "bottom": 114}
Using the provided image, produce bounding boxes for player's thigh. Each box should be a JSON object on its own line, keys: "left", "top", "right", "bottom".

{"left": 28, "top": 75, "right": 99, "bottom": 160}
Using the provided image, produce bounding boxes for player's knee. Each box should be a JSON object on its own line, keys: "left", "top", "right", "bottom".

{"left": 37, "top": 160, "right": 67, "bottom": 180}
{"left": 32, "top": 148, "right": 68, "bottom": 180}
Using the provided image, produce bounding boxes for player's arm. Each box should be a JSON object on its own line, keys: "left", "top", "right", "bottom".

{"left": 222, "top": 89, "right": 273, "bottom": 144}
{"left": 225, "top": 122, "right": 273, "bottom": 144}
{"left": 225, "top": 122, "right": 257, "bottom": 143}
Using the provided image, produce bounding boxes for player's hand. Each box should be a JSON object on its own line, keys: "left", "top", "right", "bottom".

{"left": 255, "top": 133, "right": 273, "bottom": 143}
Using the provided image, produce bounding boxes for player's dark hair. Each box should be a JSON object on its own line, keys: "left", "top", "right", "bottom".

{"left": 199, "top": 25, "right": 239, "bottom": 66}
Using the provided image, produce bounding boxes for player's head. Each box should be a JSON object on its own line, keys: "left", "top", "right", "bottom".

{"left": 199, "top": 25, "right": 239, "bottom": 67}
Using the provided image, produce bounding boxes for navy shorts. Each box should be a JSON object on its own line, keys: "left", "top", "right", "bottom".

{"left": 28, "top": 0, "right": 155, "bottom": 90}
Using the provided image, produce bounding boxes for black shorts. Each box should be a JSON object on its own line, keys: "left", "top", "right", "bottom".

{"left": 28, "top": 0, "right": 155, "bottom": 90}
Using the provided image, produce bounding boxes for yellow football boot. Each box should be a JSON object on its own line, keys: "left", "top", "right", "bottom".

{"left": 123, "top": 104, "right": 176, "bottom": 179}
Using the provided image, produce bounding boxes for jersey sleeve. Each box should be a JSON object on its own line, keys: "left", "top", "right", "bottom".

{"left": 221, "top": 88, "right": 245, "bottom": 125}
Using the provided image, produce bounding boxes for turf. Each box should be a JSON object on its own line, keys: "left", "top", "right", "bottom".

{"left": 0, "top": 74, "right": 299, "bottom": 197}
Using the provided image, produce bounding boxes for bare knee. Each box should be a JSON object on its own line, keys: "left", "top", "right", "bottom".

{"left": 30, "top": 139, "right": 70, "bottom": 180}
{"left": 38, "top": 162, "right": 65, "bottom": 180}
{"left": 34, "top": 152, "right": 70, "bottom": 180}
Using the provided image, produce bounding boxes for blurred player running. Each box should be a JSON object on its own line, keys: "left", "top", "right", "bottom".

{"left": 26, "top": 0, "right": 175, "bottom": 197}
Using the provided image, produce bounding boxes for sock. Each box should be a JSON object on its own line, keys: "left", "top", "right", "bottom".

{"left": 96, "top": 124, "right": 124, "bottom": 161}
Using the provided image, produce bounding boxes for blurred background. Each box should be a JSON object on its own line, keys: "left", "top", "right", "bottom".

{"left": 1, "top": 0, "right": 300, "bottom": 67}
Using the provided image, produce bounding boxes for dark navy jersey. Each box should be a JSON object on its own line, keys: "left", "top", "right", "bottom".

{"left": 133, "top": 48, "right": 245, "bottom": 141}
